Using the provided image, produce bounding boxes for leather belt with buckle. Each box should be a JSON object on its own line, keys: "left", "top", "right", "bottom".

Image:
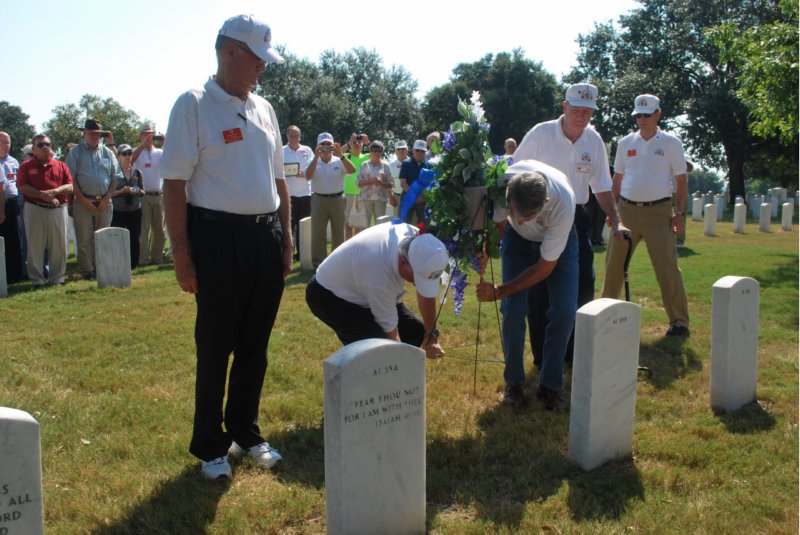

{"left": 621, "top": 196, "right": 671, "bottom": 207}
{"left": 190, "top": 205, "right": 279, "bottom": 226}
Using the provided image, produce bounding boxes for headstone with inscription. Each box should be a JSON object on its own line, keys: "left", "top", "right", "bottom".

{"left": 0, "top": 237, "right": 7, "bottom": 298}
{"left": 759, "top": 204, "right": 771, "bottom": 232}
{"left": 781, "top": 203, "right": 793, "bottom": 231}
{"left": 711, "top": 276, "right": 759, "bottom": 413}
{"left": 0, "top": 407, "right": 44, "bottom": 535}
{"left": 95, "top": 227, "right": 131, "bottom": 289}
{"left": 568, "top": 299, "right": 641, "bottom": 471}
{"left": 733, "top": 203, "right": 746, "bottom": 234}
{"left": 324, "top": 339, "right": 425, "bottom": 535}
{"left": 299, "top": 217, "right": 313, "bottom": 271}
{"left": 704, "top": 204, "right": 717, "bottom": 236}
{"left": 691, "top": 198, "right": 703, "bottom": 222}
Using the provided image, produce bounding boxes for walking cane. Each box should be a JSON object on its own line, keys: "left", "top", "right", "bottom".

{"left": 622, "top": 231, "right": 653, "bottom": 377}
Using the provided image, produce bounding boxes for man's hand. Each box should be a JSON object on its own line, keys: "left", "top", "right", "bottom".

{"left": 476, "top": 280, "right": 499, "bottom": 302}
{"left": 98, "top": 196, "right": 110, "bottom": 211}
{"left": 607, "top": 218, "right": 631, "bottom": 241}
{"left": 80, "top": 196, "right": 97, "bottom": 212}
{"left": 172, "top": 249, "right": 198, "bottom": 293}
{"left": 671, "top": 214, "right": 685, "bottom": 234}
{"left": 422, "top": 336, "right": 444, "bottom": 359}
{"left": 332, "top": 142, "right": 344, "bottom": 158}
{"left": 282, "top": 246, "right": 293, "bottom": 277}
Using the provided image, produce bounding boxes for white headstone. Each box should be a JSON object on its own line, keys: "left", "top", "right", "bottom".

{"left": 375, "top": 215, "right": 393, "bottom": 226}
{"left": 770, "top": 197, "right": 779, "bottom": 218}
{"left": 95, "top": 227, "right": 131, "bottom": 289}
{"left": 751, "top": 195, "right": 762, "bottom": 218}
{"left": 691, "top": 198, "right": 703, "bottom": 222}
{"left": 299, "top": 217, "right": 313, "bottom": 271}
{"left": 732, "top": 203, "right": 746, "bottom": 234}
{"left": 0, "top": 407, "right": 45, "bottom": 535}
{"left": 734, "top": 195, "right": 744, "bottom": 205}
{"left": 777, "top": 188, "right": 787, "bottom": 203}
{"left": 568, "top": 299, "right": 642, "bottom": 471}
{"left": 711, "top": 277, "right": 759, "bottom": 413}
{"left": 759, "top": 204, "right": 771, "bottom": 232}
{"left": 781, "top": 203, "right": 793, "bottom": 231}
{"left": 0, "top": 237, "right": 6, "bottom": 298}
{"left": 715, "top": 195, "right": 725, "bottom": 221}
{"left": 704, "top": 204, "right": 717, "bottom": 236}
{"left": 324, "top": 339, "right": 426, "bottom": 535}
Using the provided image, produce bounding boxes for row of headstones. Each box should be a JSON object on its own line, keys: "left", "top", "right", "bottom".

{"left": 297, "top": 215, "right": 394, "bottom": 271}
{"left": 695, "top": 200, "right": 794, "bottom": 235}
{"left": 691, "top": 190, "right": 797, "bottom": 221}
{"left": 0, "top": 229, "right": 131, "bottom": 297}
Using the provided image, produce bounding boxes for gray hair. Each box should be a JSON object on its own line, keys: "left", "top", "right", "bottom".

{"left": 506, "top": 172, "right": 547, "bottom": 218}
{"left": 398, "top": 236, "right": 414, "bottom": 260}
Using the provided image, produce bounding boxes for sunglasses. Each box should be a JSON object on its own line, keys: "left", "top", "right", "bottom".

{"left": 633, "top": 113, "right": 653, "bottom": 119}
{"left": 121, "top": 151, "right": 133, "bottom": 156}
{"left": 370, "top": 147, "right": 383, "bottom": 153}
{"left": 36, "top": 142, "right": 52, "bottom": 148}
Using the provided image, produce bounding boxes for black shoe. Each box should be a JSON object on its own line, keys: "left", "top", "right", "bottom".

{"left": 666, "top": 324, "right": 690, "bottom": 337}
{"left": 82, "top": 272, "right": 95, "bottom": 281}
{"left": 502, "top": 384, "right": 527, "bottom": 408}
{"left": 536, "top": 384, "right": 567, "bottom": 412}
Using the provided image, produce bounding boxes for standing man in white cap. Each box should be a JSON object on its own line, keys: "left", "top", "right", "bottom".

{"left": 161, "top": 14, "right": 292, "bottom": 480}
{"left": 602, "top": 94, "right": 690, "bottom": 337}
{"left": 513, "top": 83, "right": 627, "bottom": 369}
{"left": 387, "top": 140, "right": 408, "bottom": 217}
{"left": 306, "top": 222, "right": 447, "bottom": 359}
{"left": 132, "top": 124, "right": 166, "bottom": 265}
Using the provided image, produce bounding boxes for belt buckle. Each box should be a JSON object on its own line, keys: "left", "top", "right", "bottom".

{"left": 255, "top": 214, "right": 267, "bottom": 224}
{"left": 94, "top": 195, "right": 102, "bottom": 201}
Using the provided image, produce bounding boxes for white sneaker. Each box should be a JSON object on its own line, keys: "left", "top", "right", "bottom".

{"left": 229, "top": 441, "right": 282, "bottom": 468}
{"left": 201, "top": 455, "right": 232, "bottom": 480}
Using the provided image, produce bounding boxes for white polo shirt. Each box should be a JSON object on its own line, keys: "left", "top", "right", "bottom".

{"left": 309, "top": 156, "right": 347, "bottom": 195}
{"left": 514, "top": 117, "right": 611, "bottom": 204}
{"left": 316, "top": 222, "right": 417, "bottom": 332}
{"left": 614, "top": 128, "right": 687, "bottom": 202}
{"left": 160, "top": 77, "right": 284, "bottom": 214}
{"left": 283, "top": 144, "right": 313, "bottom": 198}
{"left": 387, "top": 156, "right": 405, "bottom": 193}
{"left": 133, "top": 148, "right": 163, "bottom": 192}
{"left": 494, "top": 160, "right": 576, "bottom": 262}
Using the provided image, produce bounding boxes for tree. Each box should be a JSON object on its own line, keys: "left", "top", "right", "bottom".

{"left": 687, "top": 168, "right": 725, "bottom": 194}
{"left": 0, "top": 102, "right": 36, "bottom": 159}
{"left": 43, "top": 95, "right": 154, "bottom": 155}
{"left": 566, "top": 0, "right": 794, "bottom": 202}
{"left": 422, "top": 50, "right": 560, "bottom": 154}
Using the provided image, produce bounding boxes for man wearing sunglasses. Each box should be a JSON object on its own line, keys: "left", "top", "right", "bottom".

{"left": 17, "top": 135, "right": 73, "bottom": 285}
{"left": 601, "top": 94, "right": 690, "bottom": 337}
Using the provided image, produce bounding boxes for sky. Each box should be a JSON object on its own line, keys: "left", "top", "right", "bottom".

{"left": 3, "top": 0, "right": 640, "bottom": 135}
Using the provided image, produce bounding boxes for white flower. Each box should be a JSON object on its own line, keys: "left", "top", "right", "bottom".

{"left": 470, "top": 91, "right": 485, "bottom": 121}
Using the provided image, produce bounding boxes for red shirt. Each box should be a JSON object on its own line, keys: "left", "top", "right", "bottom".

{"left": 18, "top": 158, "right": 73, "bottom": 205}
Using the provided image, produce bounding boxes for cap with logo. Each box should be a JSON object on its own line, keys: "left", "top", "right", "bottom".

{"left": 632, "top": 94, "right": 660, "bottom": 115}
{"left": 565, "top": 83, "right": 599, "bottom": 110}
{"left": 395, "top": 140, "right": 408, "bottom": 150}
{"left": 412, "top": 140, "right": 427, "bottom": 152}
{"left": 408, "top": 233, "right": 449, "bottom": 298}
{"left": 117, "top": 144, "right": 133, "bottom": 153}
{"left": 219, "top": 14, "right": 284, "bottom": 64}
{"left": 317, "top": 132, "right": 334, "bottom": 145}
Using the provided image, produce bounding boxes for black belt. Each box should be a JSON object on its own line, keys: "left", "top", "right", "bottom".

{"left": 621, "top": 196, "right": 671, "bottom": 207}
{"left": 31, "top": 201, "right": 62, "bottom": 209}
{"left": 314, "top": 191, "right": 343, "bottom": 198}
{"left": 190, "top": 205, "right": 279, "bottom": 226}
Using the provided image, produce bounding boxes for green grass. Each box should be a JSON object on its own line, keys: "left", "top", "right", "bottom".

{"left": 0, "top": 220, "right": 797, "bottom": 534}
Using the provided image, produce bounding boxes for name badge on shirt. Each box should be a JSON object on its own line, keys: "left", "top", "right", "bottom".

{"left": 29, "top": 168, "right": 39, "bottom": 176}
{"left": 628, "top": 149, "right": 637, "bottom": 157}
{"left": 144, "top": 163, "right": 152, "bottom": 168}
{"left": 576, "top": 163, "right": 592, "bottom": 173}
{"left": 222, "top": 128, "right": 244, "bottom": 144}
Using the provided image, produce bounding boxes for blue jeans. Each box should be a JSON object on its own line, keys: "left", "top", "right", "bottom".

{"left": 500, "top": 224, "right": 578, "bottom": 391}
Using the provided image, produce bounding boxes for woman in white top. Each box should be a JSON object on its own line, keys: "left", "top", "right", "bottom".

{"left": 357, "top": 140, "right": 395, "bottom": 226}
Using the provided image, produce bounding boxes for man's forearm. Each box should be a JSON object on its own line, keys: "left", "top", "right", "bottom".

{"left": 163, "top": 179, "right": 189, "bottom": 252}
{"left": 596, "top": 190, "right": 621, "bottom": 226}
{"left": 276, "top": 180, "right": 293, "bottom": 251}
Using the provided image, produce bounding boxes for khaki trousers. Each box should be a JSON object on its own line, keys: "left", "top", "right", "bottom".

{"left": 311, "top": 194, "right": 345, "bottom": 268}
{"left": 140, "top": 194, "right": 165, "bottom": 263}
{"left": 601, "top": 200, "right": 689, "bottom": 327}
{"left": 72, "top": 201, "right": 112, "bottom": 275}
{"left": 24, "top": 204, "right": 68, "bottom": 284}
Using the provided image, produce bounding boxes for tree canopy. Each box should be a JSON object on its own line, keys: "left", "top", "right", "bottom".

{"left": 0, "top": 102, "right": 36, "bottom": 159}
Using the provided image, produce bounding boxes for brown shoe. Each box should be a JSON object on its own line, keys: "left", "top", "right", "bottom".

{"left": 502, "top": 384, "right": 527, "bottom": 408}
{"left": 536, "top": 384, "right": 567, "bottom": 412}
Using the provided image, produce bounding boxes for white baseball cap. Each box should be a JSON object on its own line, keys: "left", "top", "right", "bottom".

{"left": 219, "top": 14, "right": 284, "bottom": 64}
{"left": 632, "top": 94, "right": 660, "bottom": 115}
{"left": 317, "top": 132, "right": 334, "bottom": 145}
{"left": 565, "top": 83, "right": 599, "bottom": 110}
{"left": 412, "top": 140, "right": 427, "bottom": 151}
{"left": 408, "top": 234, "right": 449, "bottom": 298}
{"left": 395, "top": 140, "right": 408, "bottom": 150}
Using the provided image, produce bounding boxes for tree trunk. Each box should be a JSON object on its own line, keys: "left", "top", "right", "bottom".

{"left": 724, "top": 141, "right": 747, "bottom": 205}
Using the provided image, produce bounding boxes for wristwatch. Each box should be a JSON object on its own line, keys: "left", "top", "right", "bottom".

{"left": 427, "top": 328, "right": 439, "bottom": 338}
{"left": 675, "top": 211, "right": 685, "bottom": 216}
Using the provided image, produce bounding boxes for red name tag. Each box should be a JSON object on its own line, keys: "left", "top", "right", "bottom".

{"left": 627, "top": 149, "right": 637, "bottom": 157}
{"left": 29, "top": 168, "right": 38, "bottom": 175}
{"left": 222, "top": 128, "right": 244, "bottom": 144}
{"left": 144, "top": 163, "right": 152, "bottom": 168}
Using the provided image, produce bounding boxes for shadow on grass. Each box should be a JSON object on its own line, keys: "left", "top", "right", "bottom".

{"left": 426, "top": 379, "right": 644, "bottom": 529}
{"left": 716, "top": 401, "right": 776, "bottom": 434}
{"left": 639, "top": 337, "right": 703, "bottom": 389}
{"left": 92, "top": 466, "right": 230, "bottom": 535}
{"left": 676, "top": 246, "right": 699, "bottom": 258}
{"left": 269, "top": 424, "right": 325, "bottom": 489}
{"left": 757, "top": 255, "right": 798, "bottom": 289}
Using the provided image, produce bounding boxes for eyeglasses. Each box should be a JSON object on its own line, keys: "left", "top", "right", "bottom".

{"left": 633, "top": 113, "right": 653, "bottom": 119}
{"left": 370, "top": 147, "right": 383, "bottom": 153}
{"left": 121, "top": 151, "right": 133, "bottom": 156}
{"left": 36, "top": 142, "right": 52, "bottom": 148}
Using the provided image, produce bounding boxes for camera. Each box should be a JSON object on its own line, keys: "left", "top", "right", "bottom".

{"left": 153, "top": 134, "right": 164, "bottom": 142}
{"left": 320, "top": 146, "right": 333, "bottom": 153}
{"left": 130, "top": 186, "right": 139, "bottom": 194}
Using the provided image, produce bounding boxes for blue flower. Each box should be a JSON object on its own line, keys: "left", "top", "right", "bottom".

{"left": 449, "top": 266, "right": 469, "bottom": 316}
{"left": 442, "top": 128, "right": 457, "bottom": 151}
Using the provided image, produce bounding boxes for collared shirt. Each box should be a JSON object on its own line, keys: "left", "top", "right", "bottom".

{"left": 315, "top": 222, "right": 418, "bottom": 332}
{"left": 358, "top": 160, "right": 393, "bottom": 202}
{"left": 492, "top": 159, "right": 576, "bottom": 262}
{"left": 343, "top": 152, "right": 370, "bottom": 195}
{"left": 614, "top": 128, "right": 687, "bottom": 202}
{"left": 17, "top": 158, "right": 73, "bottom": 204}
{"left": 132, "top": 147, "right": 164, "bottom": 192}
{"left": 160, "top": 77, "right": 284, "bottom": 215}
{"left": 399, "top": 158, "right": 432, "bottom": 185}
{"left": 310, "top": 156, "right": 347, "bottom": 195}
{"left": 0, "top": 154, "right": 20, "bottom": 198}
{"left": 65, "top": 143, "right": 122, "bottom": 196}
{"left": 387, "top": 156, "right": 406, "bottom": 192}
{"left": 514, "top": 116, "right": 611, "bottom": 204}
{"left": 283, "top": 143, "right": 313, "bottom": 198}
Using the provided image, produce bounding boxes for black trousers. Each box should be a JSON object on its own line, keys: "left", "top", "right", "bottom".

{"left": 290, "top": 195, "right": 311, "bottom": 257}
{"left": 529, "top": 205, "right": 594, "bottom": 367}
{"left": 306, "top": 276, "right": 425, "bottom": 347}
{"left": 111, "top": 209, "right": 142, "bottom": 268}
{"left": 188, "top": 210, "right": 285, "bottom": 461}
{"left": 0, "top": 197, "right": 25, "bottom": 283}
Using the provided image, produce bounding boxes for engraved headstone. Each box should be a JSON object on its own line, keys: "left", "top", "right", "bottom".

{"left": 324, "top": 339, "right": 425, "bottom": 535}
{"left": 733, "top": 203, "right": 746, "bottom": 234}
{"left": 781, "top": 203, "right": 793, "bottom": 231}
{"left": 691, "top": 198, "right": 703, "bottom": 221}
{"left": 568, "top": 299, "right": 642, "bottom": 471}
{"left": 299, "top": 217, "right": 313, "bottom": 271}
{"left": 0, "top": 407, "right": 45, "bottom": 535}
{"left": 711, "top": 277, "right": 759, "bottom": 413}
{"left": 704, "top": 204, "right": 717, "bottom": 236}
{"left": 759, "top": 204, "right": 771, "bottom": 232}
{"left": 0, "top": 237, "right": 7, "bottom": 298}
{"left": 95, "top": 227, "right": 131, "bottom": 289}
